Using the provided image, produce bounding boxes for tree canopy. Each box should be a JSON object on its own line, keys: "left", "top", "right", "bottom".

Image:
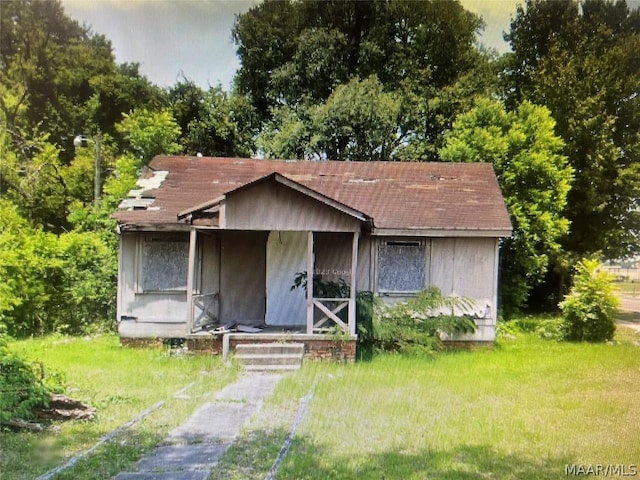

{"left": 504, "top": 0, "right": 640, "bottom": 260}
{"left": 233, "top": 0, "right": 488, "bottom": 161}
{"left": 440, "top": 99, "right": 573, "bottom": 316}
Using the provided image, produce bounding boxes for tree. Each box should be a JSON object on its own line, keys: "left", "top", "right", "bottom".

{"left": 116, "top": 108, "right": 181, "bottom": 164}
{"left": 504, "top": 0, "right": 640, "bottom": 260}
{"left": 440, "top": 98, "right": 573, "bottom": 316}
{"left": 258, "top": 76, "right": 404, "bottom": 161}
{"left": 0, "top": 199, "right": 63, "bottom": 337}
{"left": 234, "top": 0, "right": 491, "bottom": 162}
{"left": 233, "top": 0, "right": 484, "bottom": 161}
{"left": 309, "top": 76, "right": 404, "bottom": 161}
{"left": 0, "top": 1, "right": 115, "bottom": 155}
{"left": 169, "top": 81, "right": 257, "bottom": 158}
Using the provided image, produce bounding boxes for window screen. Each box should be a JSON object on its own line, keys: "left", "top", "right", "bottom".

{"left": 141, "top": 237, "right": 189, "bottom": 291}
{"left": 378, "top": 241, "right": 426, "bottom": 293}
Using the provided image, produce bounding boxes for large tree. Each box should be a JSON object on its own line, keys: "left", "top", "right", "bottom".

{"left": 233, "top": 0, "right": 485, "bottom": 161}
{"left": 258, "top": 75, "right": 404, "bottom": 161}
{"left": 169, "top": 81, "right": 257, "bottom": 158}
{"left": 440, "top": 98, "right": 573, "bottom": 316}
{"left": 504, "top": 0, "right": 640, "bottom": 260}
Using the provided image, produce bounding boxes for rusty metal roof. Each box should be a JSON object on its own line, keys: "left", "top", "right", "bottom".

{"left": 113, "top": 156, "right": 512, "bottom": 234}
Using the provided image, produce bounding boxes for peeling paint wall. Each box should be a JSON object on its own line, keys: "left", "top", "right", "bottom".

{"left": 118, "top": 233, "right": 190, "bottom": 338}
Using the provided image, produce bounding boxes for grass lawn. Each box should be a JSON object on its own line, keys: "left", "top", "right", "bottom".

{"left": 215, "top": 325, "right": 640, "bottom": 480}
{"left": 1, "top": 334, "right": 238, "bottom": 480}
{"left": 3, "top": 326, "right": 639, "bottom": 480}
{"left": 614, "top": 280, "right": 640, "bottom": 297}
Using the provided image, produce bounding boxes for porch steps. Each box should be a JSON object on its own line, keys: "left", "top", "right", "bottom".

{"left": 233, "top": 343, "right": 305, "bottom": 371}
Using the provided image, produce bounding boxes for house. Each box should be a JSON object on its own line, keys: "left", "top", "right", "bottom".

{"left": 113, "top": 156, "right": 511, "bottom": 358}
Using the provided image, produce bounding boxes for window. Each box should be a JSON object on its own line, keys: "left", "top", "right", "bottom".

{"left": 139, "top": 236, "right": 190, "bottom": 292}
{"left": 378, "top": 240, "right": 427, "bottom": 293}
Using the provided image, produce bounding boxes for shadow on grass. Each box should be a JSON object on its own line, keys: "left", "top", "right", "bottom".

{"left": 209, "top": 425, "right": 574, "bottom": 480}
{"left": 210, "top": 428, "right": 290, "bottom": 480}
{"left": 278, "top": 439, "right": 575, "bottom": 480}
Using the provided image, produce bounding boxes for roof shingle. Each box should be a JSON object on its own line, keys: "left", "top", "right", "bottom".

{"left": 113, "top": 156, "right": 512, "bottom": 233}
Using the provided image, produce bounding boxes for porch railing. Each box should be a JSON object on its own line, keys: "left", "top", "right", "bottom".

{"left": 191, "top": 292, "right": 219, "bottom": 332}
{"left": 312, "top": 297, "right": 352, "bottom": 334}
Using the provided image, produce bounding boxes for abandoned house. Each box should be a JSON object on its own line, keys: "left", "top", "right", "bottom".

{"left": 113, "top": 156, "right": 512, "bottom": 360}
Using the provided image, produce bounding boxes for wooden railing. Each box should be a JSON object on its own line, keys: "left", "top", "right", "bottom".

{"left": 191, "top": 292, "right": 219, "bottom": 332}
{"left": 312, "top": 297, "right": 351, "bottom": 334}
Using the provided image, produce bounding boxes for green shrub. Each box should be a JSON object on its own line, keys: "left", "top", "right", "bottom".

{"left": 497, "top": 315, "right": 565, "bottom": 341}
{"left": 536, "top": 317, "right": 565, "bottom": 341}
{"left": 371, "top": 287, "right": 477, "bottom": 355}
{"left": 55, "top": 231, "right": 117, "bottom": 334}
{"left": 0, "top": 335, "right": 51, "bottom": 423}
{"left": 559, "top": 259, "right": 618, "bottom": 342}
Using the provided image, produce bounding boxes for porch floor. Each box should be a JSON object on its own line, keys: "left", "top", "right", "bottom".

{"left": 186, "top": 324, "right": 306, "bottom": 338}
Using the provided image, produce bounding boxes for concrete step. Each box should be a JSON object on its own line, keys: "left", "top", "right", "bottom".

{"left": 234, "top": 342, "right": 305, "bottom": 356}
{"left": 233, "top": 343, "right": 304, "bottom": 371}
{"left": 243, "top": 364, "right": 302, "bottom": 372}
{"left": 235, "top": 353, "right": 303, "bottom": 366}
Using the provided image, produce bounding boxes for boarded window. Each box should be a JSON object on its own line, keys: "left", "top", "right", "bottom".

{"left": 378, "top": 241, "right": 426, "bottom": 293}
{"left": 141, "top": 237, "right": 189, "bottom": 291}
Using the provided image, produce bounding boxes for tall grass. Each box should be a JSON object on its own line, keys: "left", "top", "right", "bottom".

{"left": 216, "top": 326, "right": 640, "bottom": 480}
{"left": 1, "top": 334, "right": 237, "bottom": 479}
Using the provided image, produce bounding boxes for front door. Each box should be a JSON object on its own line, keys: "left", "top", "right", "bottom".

{"left": 266, "top": 231, "right": 307, "bottom": 326}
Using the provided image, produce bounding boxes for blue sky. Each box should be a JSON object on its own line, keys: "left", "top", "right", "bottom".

{"left": 61, "top": 0, "right": 633, "bottom": 90}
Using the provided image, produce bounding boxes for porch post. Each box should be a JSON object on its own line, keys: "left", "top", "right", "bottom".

{"left": 349, "top": 231, "right": 360, "bottom": 336}
{"left": 186, "top": 228, "right": 197, "bottom": 331}
{"left": 306, "top": 231, "right": 314, "bottom": 334}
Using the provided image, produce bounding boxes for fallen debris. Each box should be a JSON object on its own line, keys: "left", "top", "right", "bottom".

{"left": 1, "top": 394, "right": 96, "bottom": 432}
{"left": 35, "top": 394, "right": 96, "bottom": 421}
{"left": 2, "top": 419, "right": 45, "bottom": 432}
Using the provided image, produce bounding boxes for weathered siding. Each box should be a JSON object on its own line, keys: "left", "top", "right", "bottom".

{"left": 430, "top": 237, "right": 499, "bottom": 341}
{"left": 224, "top": 181, "right": 361, "bottom": 232}
{"left": 219, "top": 231, "right": 268, "bottom": 325}
{"left": 314, "top": 232, "right": 353, "bottom": 285}
{"left": 356, "top": 235, "right": 372, "bottom": 291}
{"left": 118, "top": 233, "right": 189, "bottom": 338}
{"left": 430, "top": 237, "right": 496, "bottom": 307}
{"left": 266, "top": 231, "right": 306, "bottom": 326}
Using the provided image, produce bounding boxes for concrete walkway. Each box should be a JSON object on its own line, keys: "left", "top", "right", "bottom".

{"left": 114, "top": 372, "right": 282, "bottom": 480}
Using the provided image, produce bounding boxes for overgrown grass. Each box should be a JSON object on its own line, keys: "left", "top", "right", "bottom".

{"left": 218, "top": 324, "right": 640, "bottom": 480}
{"left": 4, "top": 327, "right": 640, "bottom": 480}
{"left": 1, "top": 334, "right": 237, "bottom": 479}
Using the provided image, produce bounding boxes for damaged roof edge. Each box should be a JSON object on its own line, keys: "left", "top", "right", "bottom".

{"left": 177, "top": 195, "right": 226, "bottom": 219}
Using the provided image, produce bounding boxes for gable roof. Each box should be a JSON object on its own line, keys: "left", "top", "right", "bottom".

{"left": 178, "top": 172, "right": 370, "bottom": 223}
{"left": 113, "top": 156, "right": 512, "bottom": 235}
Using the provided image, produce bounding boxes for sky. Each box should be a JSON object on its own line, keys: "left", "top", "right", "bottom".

{"left": 58, "top": 0, "right": 584, "bottom": 90}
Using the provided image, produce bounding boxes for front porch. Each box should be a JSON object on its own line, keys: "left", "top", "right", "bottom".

{"left": 185, "top": 228, "right": 362, "bottom": 338}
